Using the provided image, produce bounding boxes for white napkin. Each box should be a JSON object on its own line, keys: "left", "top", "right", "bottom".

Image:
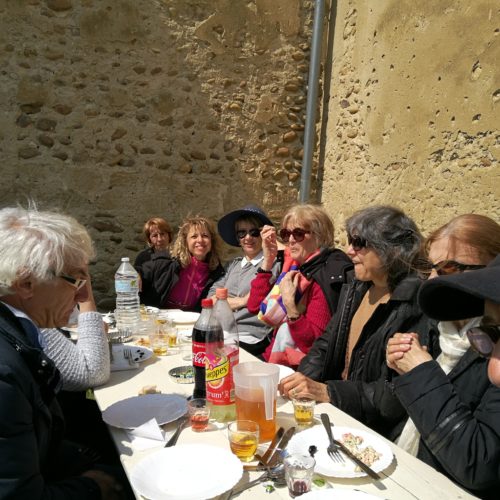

{"left": 125, "top": 418, "right": 174, "bottom": 450}
{"left": 110, "top": 345, "right": 139, "bottom": 372}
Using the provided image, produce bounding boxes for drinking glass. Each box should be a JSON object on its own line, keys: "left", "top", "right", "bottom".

{"left": 284, "top": 454, "right": 316, "bottom": 497}
{"left": 227, "top": 420, "right": 259, "bottom": 462}
{"left": 291, "top": 394, "right": 316, "bottom": 427}
{"left": 148, "top": 332, "right": 169, "bottom": 356}
{"left": 188, "top": 398, "right": 210, "bottom": 432}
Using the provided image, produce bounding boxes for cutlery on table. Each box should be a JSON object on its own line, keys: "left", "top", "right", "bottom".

{"left": 260, "top": 426, "right": 284, "bottom": 464}
{"left": 267, "top": 426, "right": 296, "bottom": 467}
{"left": 320, "top": 413, "right": 382, "bottom": 481}
{"left": 164, "top": 416, "right": 188, "bottom": 447}
{"left": 320, "top": 413, "right": 344, "bottom": 464}
{"left": 123, "top": 348, "right": 137, "bottom": 366}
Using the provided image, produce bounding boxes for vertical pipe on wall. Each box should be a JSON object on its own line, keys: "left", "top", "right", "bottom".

{"left": 299, "top": 0, "right": 326, "bottom": 203}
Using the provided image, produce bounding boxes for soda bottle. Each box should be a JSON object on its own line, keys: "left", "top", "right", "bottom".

{"left": 192, "top": 298, "right": 221, "bottom": 399}
{"left": 206, "top": 288, "right": 239, "bottom": 422}
{"left": 114, "top": 257, "right": 140, "bottom": 341}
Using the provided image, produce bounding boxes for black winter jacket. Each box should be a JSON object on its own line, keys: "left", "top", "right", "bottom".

{"left": 299, "top": 247, "right": 353, "bottom": 315}
{"left": 379, "top": 351, "right": 500, "bottom": 499}
{"left": 298, "top": 276, "right": 439, "bottom": 433}
{"left": 138, "top": 250, "right": 225, "bottom": 309}
{"left": 0, "top": 303, "right": 101, "bottom": 499}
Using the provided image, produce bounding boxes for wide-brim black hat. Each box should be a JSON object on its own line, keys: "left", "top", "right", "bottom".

{"left": 418, "top": 254, "right": 500, "bottom": 321}
{"left": 218, "top": 204, "right": 273, "bottom": 247}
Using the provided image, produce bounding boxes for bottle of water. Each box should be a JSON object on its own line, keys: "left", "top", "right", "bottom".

{"left": 206, "top": 288, "right": 239, "bottom": 422}
{"left": 114, "top": 257, "right": 140, "bottom": 341}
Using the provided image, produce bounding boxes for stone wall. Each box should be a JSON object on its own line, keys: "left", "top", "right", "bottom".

{"left": 0, "top": 0, "right": 316, "bottom": 307}
{"left": 322, "top": 0, "right": 499, "bottom": 243}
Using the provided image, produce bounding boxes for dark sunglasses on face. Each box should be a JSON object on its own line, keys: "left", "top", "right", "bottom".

{"left": 428, "top": 260, "right": 486, "bottom": 276}
{"left": 236, "top": 228, "right": 261, "bottom": 239}
{"left": 466, "top": 325, "right": 500, "bottom": 358}
{"left": 347, "top": 234, "right": 367, "bottom": 251}
{"left": 279, "top": 228, "right": 311, "bottom": 243}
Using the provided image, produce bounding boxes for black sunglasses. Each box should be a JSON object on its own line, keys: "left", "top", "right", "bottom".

{"left": 466, "top": 325, "right": 500, "bottom": 358}
{"left": 347, "top": 234, "right": 368, "bottom": 251}
{"left": 428, "top": 260, "right": 486, "bottom": 276}
{"left": 279, "top": 228, "right": 311, "bottom": 243}
{"left": 236, "top": 228, "right": 261, "bottom": 239}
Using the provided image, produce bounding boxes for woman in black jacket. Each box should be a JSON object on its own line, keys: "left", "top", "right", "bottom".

{"left": 384, "top": 214, "right": 500, "bottom": 499}
{"left": 279, "top": 205, "right": 438, "bottom": 434}
{"left": 138, "top": 216, "right": 224, "bottom": 310}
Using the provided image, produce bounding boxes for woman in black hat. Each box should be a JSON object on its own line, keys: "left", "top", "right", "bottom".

{"left": 210, "top": 205, "right": 280, "bottom": 357}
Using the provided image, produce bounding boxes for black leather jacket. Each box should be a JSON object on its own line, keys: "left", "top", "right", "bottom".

{"left": 0, "top": 303, "right": 101, "bottom": 499}
{"left": 138, "top": 250, "right": 224, "bottom": 309}
{"left": 298, "top": 276, "right": 439, "bottom": 432}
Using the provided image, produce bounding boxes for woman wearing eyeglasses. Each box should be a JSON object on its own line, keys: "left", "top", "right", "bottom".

{"left": 139, "top": 216, "right": 224, "bottom": 310}
{"left": 279, "top": 206, "right": 433, "bottom": 427}
{"left": 207, "top": 205, "right": 280, "bottom": 357}
{"left": 381, "top": 214, "right": 500, "bottom": 498}
{"left": 246, "top": 204, "right": 353, "bottom": 366}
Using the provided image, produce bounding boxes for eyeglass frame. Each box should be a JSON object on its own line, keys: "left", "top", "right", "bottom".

{"left": 236, "top": 228, "right": 261, "bottom": 240}
{"left": 466, "top": 325, "right": 500, "bottom": 358}
{"left": 425, "top": 260, "right": 486, "bottom": 276}
{"left": 279, "top": 227, "right": 311, "bottom": 243}
{"left": 59, "top": 273, "right": 87, "bottom": 291}
{"left": 347, "top": 234, "right": 368, "bottom": 251}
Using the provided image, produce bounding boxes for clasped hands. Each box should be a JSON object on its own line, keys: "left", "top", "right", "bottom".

{"left": 386, "top": 332, "right": 432, "bottom": 375}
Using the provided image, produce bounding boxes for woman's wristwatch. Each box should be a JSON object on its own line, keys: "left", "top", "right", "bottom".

{"left": 256, "top": 267, "right": 272, "bottom": 274}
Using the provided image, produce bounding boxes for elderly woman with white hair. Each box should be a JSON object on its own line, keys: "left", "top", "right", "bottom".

{"left": 0, "top": 207, "right": 130, "bottom": 499}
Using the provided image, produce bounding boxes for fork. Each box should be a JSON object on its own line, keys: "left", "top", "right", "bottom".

{"left": 123, "top": 347, "right": 136, "bottom": 366}
{"left": 320, "top": 413, "right": 345, "bottom": 464}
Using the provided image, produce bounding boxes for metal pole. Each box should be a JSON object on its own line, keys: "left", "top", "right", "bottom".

{"left": 299, "top": 0, "right": 326, "bottom": 203}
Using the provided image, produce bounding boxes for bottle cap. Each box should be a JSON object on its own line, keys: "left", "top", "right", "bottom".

{"left": 215, "top": 288, "right": 228, "bottom": 299}
{"left": 201, "top": 298, "right": 213, "bottom": 308}
{"left": 121, "top": 257, "right": 130, "bottom": 262}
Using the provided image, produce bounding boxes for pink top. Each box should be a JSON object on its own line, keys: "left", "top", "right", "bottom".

{"left": 164, "top": 257, "right": 210, "bottom": 311}
{"left": 247, "top": 272, "right": 331, "bottom": 361}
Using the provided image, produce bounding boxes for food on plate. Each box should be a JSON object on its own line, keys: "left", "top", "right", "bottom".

{"left": 138, "top": 385, "right": 160, "bottom": 395}
{"left": 341, "top": 432, "right": 381, "bottom": 468}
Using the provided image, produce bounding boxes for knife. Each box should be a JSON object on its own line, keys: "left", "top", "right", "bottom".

{"left": 320, "top": 413, "right": 381, "bottom": 481}
{"left": 267, "top": 426, "right": 296, "bottom": 467}
{"left": 260, "top": 426, "right": 284, "bottom": 465}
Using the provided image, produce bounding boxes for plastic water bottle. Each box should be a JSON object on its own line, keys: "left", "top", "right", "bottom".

{"left": 114, "top": 257, "right": 140, "bottom": 341}
{"left": 206, "top": 288, "right": 239, "bottom": 422}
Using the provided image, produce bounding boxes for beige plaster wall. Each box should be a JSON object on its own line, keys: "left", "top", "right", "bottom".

{"left": 0, "top": 0, "right": 315, "bottom": 307}
{"left": 322, "top": 0, "right": 499, "bottom": 243}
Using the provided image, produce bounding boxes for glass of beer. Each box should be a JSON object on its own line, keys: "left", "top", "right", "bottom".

{"left": 291, "top": 394, "right": 316, "bottom": 427}
{"left": 228, "top": 420, "right": 259, "bottom": 462}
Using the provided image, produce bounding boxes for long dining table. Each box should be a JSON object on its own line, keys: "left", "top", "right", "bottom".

{"left": 93, "top": 345, "right": 475, "bottom": 499}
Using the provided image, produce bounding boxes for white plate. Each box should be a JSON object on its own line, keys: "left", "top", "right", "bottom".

{"left": 145, "top": 306, "right": 159, "bottom": 314}
{"left": 302, "top": 489, "right": 381, "bottom": 499}
{"left": 131, "top": 444, "right": 243, "bottom": 500}
{"left": 102, "top": 394, "right": 187, "bottom": 429}
{"left": 287, "top": 426, "right": 393, "bottom": 478}
{"left": 276, "top": 364, "right": 295, "bottom": 380}
{"left": 114, "top": 344, "right": 153, "bottom": 363}
{"left": 159, "top": 309, "right": 200, "bottom": 324}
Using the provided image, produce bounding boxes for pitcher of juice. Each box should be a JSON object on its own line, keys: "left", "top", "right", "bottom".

{"left": 233, "top": 362, "right": 279, "bottom": 442}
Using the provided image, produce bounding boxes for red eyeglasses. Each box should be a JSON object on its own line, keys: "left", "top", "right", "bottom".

{"left": 279, "top": 228, "right": 311, "bottom": 243}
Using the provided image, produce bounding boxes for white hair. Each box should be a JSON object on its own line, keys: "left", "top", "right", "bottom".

{"left": 0, "top": 207, "right": 95, "bottom": 295}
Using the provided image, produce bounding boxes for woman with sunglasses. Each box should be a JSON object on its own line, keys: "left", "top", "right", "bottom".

{"left": 208, "top": 205, "right": 280, "bottom": 357}
{"left": 279, "top": 206, "right": 432, "bottom": 427}
{"left": 139, "top": 216, "right": 224, "bottom": 310}
{"left": 246, "top": 204, "right": 352, "bottom": 366}
{"left": 383, "top": 214, "right": 500, "bottom": 498}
